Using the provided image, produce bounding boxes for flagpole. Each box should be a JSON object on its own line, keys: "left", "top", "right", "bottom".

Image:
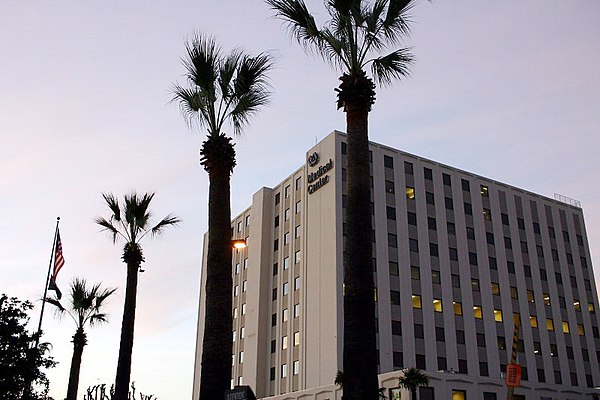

{"left": 35, "top": 217, "right": 60, "bottom": 347}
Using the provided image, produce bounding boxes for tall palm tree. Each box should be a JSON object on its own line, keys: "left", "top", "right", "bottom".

{"left": 398, "top": 367, "right": 429, "bottom": 400}
{"left": 266, "top": 1, "right": 415, "bottom": 398}
{"left": 172, "top": 33, "right": 273, "bottom": 400}
{"left": 45, "top": 278, "right": 116, "bottom": 400}
{"left": 95, "top": 192, "right": 179, "bottom": 400}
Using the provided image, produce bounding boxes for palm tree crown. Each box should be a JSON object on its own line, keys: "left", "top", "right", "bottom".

{"left": 267, "top": 0, "right": 413, "bottom": 89}
{"left": 95, "top": 192, "right": 180, "bottom": 263}
{"left": 398, "top": 367, "right": 429, "bottom": 400}
{"left": 46, "top": 278, "right": 116, "bottom": 331}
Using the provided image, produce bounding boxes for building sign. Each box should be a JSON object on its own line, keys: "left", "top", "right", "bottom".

{"left": 505, "top": 364, "right": 522, "bottom": 387}
{"left": 307, "top": 153, "right": 333, "bottom": 194}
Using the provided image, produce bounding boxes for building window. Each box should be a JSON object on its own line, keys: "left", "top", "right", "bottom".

{"left": 447, "top": 222, "right": 456, "bottom": 235}
{"left": 546, "top": 318, "right": 554, "bottom": 331}
{"left": 469, "top": 252, "right": 478, "bottom": 265}
{"left": 453, "top": 302, "right": 463, "bottom": 315}
{"left": 412, "top": 295, "right": 422, "bottom": 309}
{"left": 273, "top": 239, "right": 279, "bottom": 251}
{"left": 473, "top": 306, "right": 483, "bottom": 319}
{"left": 390, "top": 261, "right": 399, "bottom": 276}
{"left": 424, "top": 167, "right": 433, "bottom": 180}
{"left": 241, "top": 303, "right": 246, "bottom": 315}
{"left": 284, "top": 208, "right": 290, "bottom": 221}
{"left": 294, "top": 276, "right": 301, "bottom": 290}
{"left": 272, "top": 313, "right": 277, "bottom": 326}
{"left": 390, "top": 291, "right": 401, "bottom": 305}
{"left": 406, "top": 186, "right": 415, "bottom": 199}
{"left": 452, "top": 390, "right": 466, "bottom": 400}
{"left": 294, "top": 331, "right": 300, "bottom": 346}
{"left": 384, "top": 155, "right": 394, "bottom": 168}
{"left": 295, "top": 176, "right": 301, "bottom": 190}
{"left": 562, "top": 321, "right": 570, "bottom": 333}
{"left": 444, "top": 197, "right": 453, "bottom": 210}
{"left": 295, "top": 201, "right": 301, "bottom": 214}
{"left": 491, "top": 283, "right": 500, "bottom": 295}
{"left": 461, "top": 179, "right": 470, "bottom": 192}
{"left": 274, "top": 215, "right": 279, "bottom": 227}
{"left": 407, "top": 211, "right": 417, "bottom": 225}
{"left": 411, "top": 266, "right": 420, "bottom": 280}
{"left": 433, "top": 299, "right": 443, "bottom": 312}
{"left": 283, "top": 282, "right": 289, "bottom": 296}
{"left": 386, "top": 206, "right": 397, "bottom": 221}
{"left": 275, "top": 192, "right": 280, "bottom": 205}
{"left": 428, "top": 217, "right": 437, "bottom": 231}
{"left": 293, "top": 360, "right": 300, "bottom": 375}
{"left": 295, "top": 225, "right": 301, "bottom": 238}
{"left": 409, "top": 239, "right": 419, "bottom": 252}
{"left": 435, "top": 327, "right": 445, "bottom": 341}
{"left": 431, "top": 270, "right": 441, "bottom": 284}
{"left": 530, "top": 316, "right": 538, "bottom": 328}
{"left": 281, "top": 364, "right": 288, "bottom": 378}
{"left": 242, "top": 280, "right": 247, "bottom": 292}
{"left": 483, "top": 208, "right": 491, "bottom": 220}
{"left": 388, "top": 233, "right": 398, "bottom": 248}
{"left": 414, "top": 324, "right": 424, "bottom": 339}
{"left": 426, "top": 191, "right": 435, "bottom": 205}
{"left": 270, "top": 367, "right": 276, "bottom": 381}
{"left": 404, "top": 161, "right": 414, "bottom": 175}
{"left": 284, "top": 185, "right": 290, "bottom": 198}
{"left": 293, "top": 304, "right": 300, "bottom": 318}
{"left": 240, "top": 327, "right": 245, "bottom": 339}
{"left": 282, "top": 335, "right": 288, "bottom": 349}
{"left": 483, "top": 392, "right": 496, "bottom": 400}
{"left": 270, "top": 340, "right": 276, "bottom": 353}
{"left": 239, "top": 351, "right": 244, "bottom": 364}
{"left": 282, "top": 308, "right": 289, "bottom": 322}
{"left": 392, "top": 320, "right": 402, "bottom": 336}
{"left": 480, "top": 185, "right": 489, "bottom": 197}
{"left": 456, "top": 330, "right": 465, "bottom": 344}
{"left": 294, "top": 250, "right": 301, "bottom": 263}
{"left": 385, "top": 180, "right": 395, "bottom": 193}
{"left": 429, "top": 243, "right": 439, "bottom": 257}
{"left": 283, "top": 256, "right": 290, "bottom": 270}
{"left": 449, "top": 247, "right": 458, "bottom": 261}
{"left": 283, "top": 232, "right": 290, "bottom": 245}
{"left": 494, "top": 309, "right": 503, "bottom": 322}
{"left": 442, "top": 173, "right": 451, "bottom": 186}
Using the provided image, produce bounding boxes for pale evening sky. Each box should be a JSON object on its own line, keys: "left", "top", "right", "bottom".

{"left": 1, "top": 1, "right": 600, "bottom": 399}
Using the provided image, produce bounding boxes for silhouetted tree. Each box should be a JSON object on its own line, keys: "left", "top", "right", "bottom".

{"left": 266, "top": 1, "right": 416, "bottom": 398}
{"left": 46, "top": 278, "right": 116, "bottom": 400}
{"left": 398, "top": 367, "right": 429, "bottom": 400}
{"left": 0, "top": 294, "right": 56, "bottom": 400}
{"left": 173, "top": 33, "right": 273, "bottom": 400}
{"left": 96, "top": 192, "right": 179, "bottom": 400}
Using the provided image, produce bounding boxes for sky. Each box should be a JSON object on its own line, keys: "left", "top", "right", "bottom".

{"left": 1, "top": 1, "right": 600, "bottom": 399}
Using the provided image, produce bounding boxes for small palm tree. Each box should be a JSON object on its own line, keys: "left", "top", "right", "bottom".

{"left": 46, "top": 278, "right": 116, "bottom": 400}
{"left": 172, "top": 33, "right": 273, "bottom": 400}
{"left": 398, "top": 367, "right": 429, "bottom": 400}
{"left": 95, "top": 192, "right": 179, "bottom": 400}
{"left": 266, "top": 1, "right": 416, "bottom": 399}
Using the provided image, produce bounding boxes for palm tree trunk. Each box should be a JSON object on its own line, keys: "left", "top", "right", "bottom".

{"left": 66, "top": 327, "right": 87, "bottom": 400}
{"left": 114, "top": 260, "right": 139, "bottom": 400}
{"left": 411, "top": 388, "right": 418, "bottom": 400}
{"left": 341, "top": 73, "right": 379, "bottom": 400}
{"left": 199, "top": 163, "right": 233, "bottom": 400}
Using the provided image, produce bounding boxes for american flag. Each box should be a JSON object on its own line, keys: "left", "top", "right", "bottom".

{"left": 48, "top": 230, "right": 64, "bottom": 299}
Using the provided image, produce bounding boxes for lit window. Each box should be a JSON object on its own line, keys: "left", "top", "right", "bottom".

{"left": 574, "top": 301, "right": 581, "bottom": 311}
{"left": 543, "top": 293, "right": 551, "bottom": 305}
{"left": 474, "top": 306, "right": 483, "bottom": 319}
{"left": 494, "top": 309, "right": 503, "bottom": 322}
{"left": 491, "top": 283, "right": 500, "bottom": 295}
{"left": 510, "top": 286, "right": 518, "bottom": 299}
{"left": 562, "top": 321, "right": 570, "bottom": 333}
{"left": 406, "top": 186, "right": 415, "bottom": 199}
{"left": 282, "top": 335, "right": 288, "bottom": 350}
{"left": 282, "top": 308, "right": 289, "bottom": 322}
{"left": 433, "top": 299, "right": 443, "bottom": 312}
{"left": 453, "top": 302, "right": 463, "bottom": 316}
{"left": 547, "top": 319, "right": 554, "bottom": 331}
{"left": 483, "top": 208, "right": 492, "bottom": 220}
{"left": 412, "top": 295, "right": 422, "bottom": 309}
{"left": 527, "top": 290, "right": 535, "bottom": 303}
{"left": 293, "top": 360, "right": 300, "bottom": 375}
{"left": 480, "top": 185, "right": 489, "bottom": 197}
{"left": 530, "top": 316, "right": 538, "bottom": 328}
{"left": 578, "top": 324, "right": 585, "bottom": 336}
{"left": 452, "top": 390, "right": 466, "bottom": 400}
{"left": 589, "top": 303, "right": 595, "bottom": 313}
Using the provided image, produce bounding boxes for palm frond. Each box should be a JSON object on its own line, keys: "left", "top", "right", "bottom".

{"left": 88, "top": 313, "right": 110, "bottom": 327}
{"left": 229, "top": 90, "right": 272, "bottom": 135}
{"left": 102, "top": 192, "right": 121, "bottom": 222}
{"left": 218, "top": 49, "right": 243, "bottom": 101}
{"left": 45, "top": 296, "right": 66, "bottom": 314}
{"left": 266, "top": 0, "right": 325, "bottom": 53}
{"left": 150, "top": 214, "right": 181, "bottom": 238}
{"left": 94, "top": 216, "right": 121, "bottom": 244}
{"left": 171, "top": 85, "right": 211, "bottom": 130}
{"left": 184, "top": 33, "right": 220, "bottom": 101}
{"left": 370, "top": 47, "right": 413, "bottom": 86}
{"left": 95, "top": 287, "right": 118, "bottom": 308}
{"left": 381, "top": 0, "right": 414, "bottom": 42}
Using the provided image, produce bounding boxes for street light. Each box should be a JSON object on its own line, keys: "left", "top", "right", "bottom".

{"left": 232, "top": 239, "right": 247, "bottom": 250}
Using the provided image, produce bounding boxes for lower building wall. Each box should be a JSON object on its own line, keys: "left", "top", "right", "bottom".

{"left": 258, "top": 370, "right": 600, "bottom": 400}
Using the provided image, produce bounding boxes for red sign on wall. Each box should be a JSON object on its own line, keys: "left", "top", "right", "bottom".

{"left": 505, "top": 364, "right": 522, "bottom": 387}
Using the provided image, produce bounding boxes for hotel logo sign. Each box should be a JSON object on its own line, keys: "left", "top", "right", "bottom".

{"left": 307, "top": 152, "right": 333, "bottom": 195}
{"left": 307, "top": 152, "right": 319, "bottom": 167}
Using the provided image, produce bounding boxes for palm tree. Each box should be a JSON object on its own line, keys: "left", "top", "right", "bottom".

{"left": 172, "top": 33, "right": 273, "bottom": 400}
{"left": 266, "top": 1, "right": 415, "bottom": 398}
{"left": 398, "top": 367, "right": 429, "bottom": 400}
{"left": 45, "top": 278, "right": 116, "bottom": 400}
{"left": 95, "top": 192, "right": 179, "bottom": 400}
